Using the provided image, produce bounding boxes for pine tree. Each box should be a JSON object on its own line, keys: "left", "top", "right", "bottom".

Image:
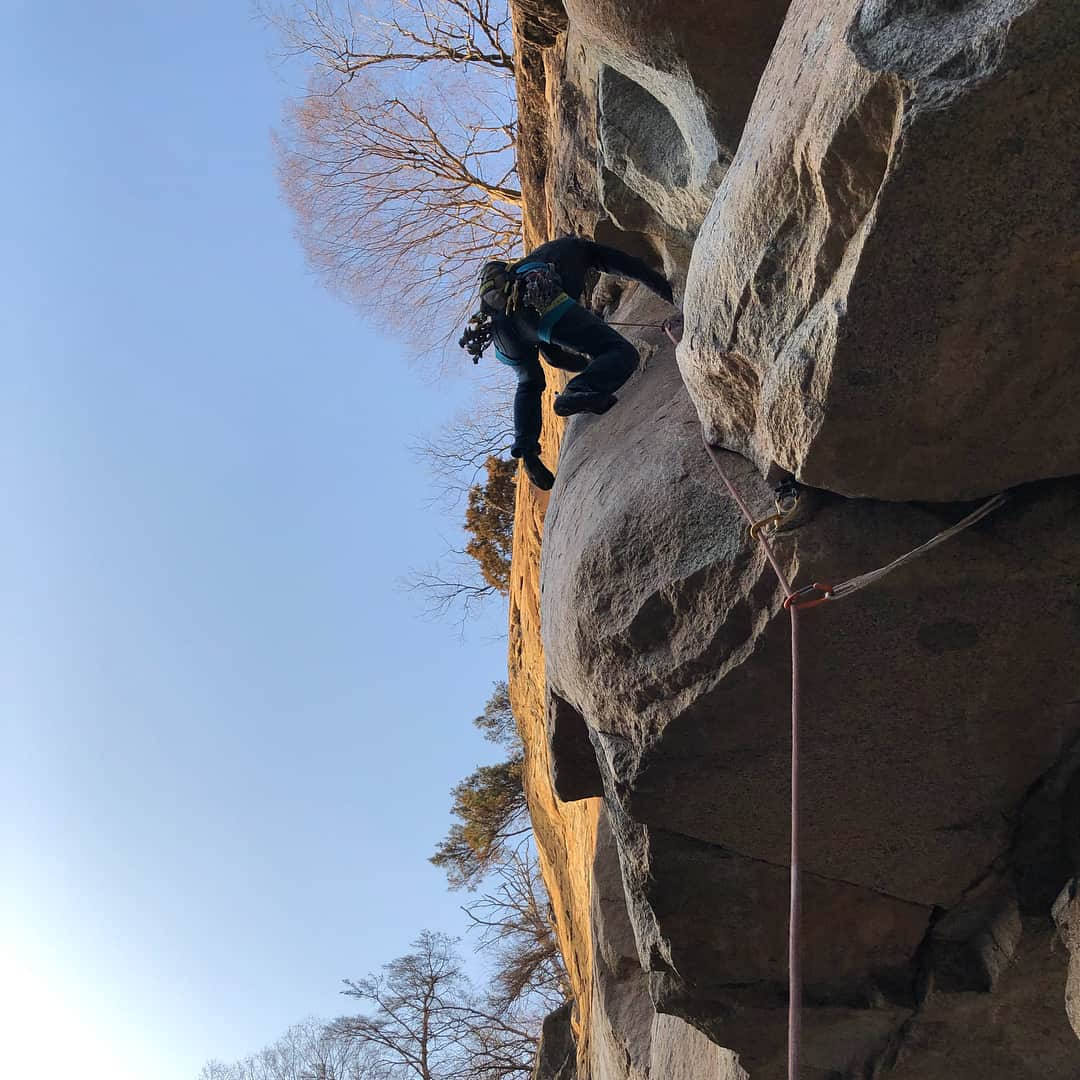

{"left": 431, "top": 684, "right": 527, "bottom": 890}
{"left": 463, "top": 456, "right": 516, "bottom": 595}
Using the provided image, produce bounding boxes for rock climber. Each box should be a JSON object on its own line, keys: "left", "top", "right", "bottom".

{"left": 459, "top": 236, "right": 674, "bottom": 490}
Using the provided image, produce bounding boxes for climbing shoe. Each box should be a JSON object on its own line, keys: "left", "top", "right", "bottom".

{"left": 509, "top": 440, "right": 538, "bottom": 460}
{"left": 552, "top": 389, "right": 618, "bottom": 417}
{"left": 523, "top": 453, "right": 555, "bottom": 491}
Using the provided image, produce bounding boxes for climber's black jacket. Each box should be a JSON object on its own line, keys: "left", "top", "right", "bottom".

{"left": 489, "top": 237, "right": 673, "bottom": 456}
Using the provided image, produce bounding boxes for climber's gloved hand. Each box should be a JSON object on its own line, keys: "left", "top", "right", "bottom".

{"left": 522, "top": 452, "right": 555, "bottom": 491}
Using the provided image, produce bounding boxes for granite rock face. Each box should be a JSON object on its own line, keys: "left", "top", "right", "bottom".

{"left": 533, "top": 1002, "right": 578, "bottom": 1080}
{"left": 506, "top": 0, "right": 791, "bottom": 1068}
{"left": 537, "top": 0, "right": 791, "bottom": 287}
{"left": 590, "top": 807, "right": 747, "bottom": 1080}
{"left": 540, "top": 292, "right": 1080, "bottom": 1076}
{"left": 506, "top": 0, "right": 1080, "bottom": 1076}
{"left": 679, "top": 0, "right": 1080, "bottom": 500}
{"left": 1054, "top": 882, "right": 1080, "bottom": 1039}
{"left": 574, "top": 0, "right": 787, "bottom": 263}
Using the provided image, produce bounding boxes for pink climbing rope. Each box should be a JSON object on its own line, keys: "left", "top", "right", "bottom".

{"left": 697, "top": 445, "right": 1006, "bottom": 1080}
{"left": 788, "top": 606, "right": 803, "bottom": 1080}
{"left": 702, "top": 444, "right": 796, "bottom": 596}
{"left": 668, "top": 321, "right": 1006, "bottom": 1080}
{"left": 664, "top": 314, "right": 805, "bottom": 1078}
{"left": 702, "top": 440, "right": 803, "bottom": 1080}
{"left": 698, "top": 441, "right": 1007, "bottom": 1080}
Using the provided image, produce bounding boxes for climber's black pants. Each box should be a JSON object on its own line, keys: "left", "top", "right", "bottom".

{"left": 496, "top": 301, "right": 640, "bottom": 455}
{"left": 542, "top": 304, "right": 639, "bottom": 396}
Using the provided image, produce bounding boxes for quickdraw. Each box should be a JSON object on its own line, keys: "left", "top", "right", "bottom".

{"left": 749, "top": 478, "right": 802, "bottom": 540}
{"left": 458, "top": 312, "right": 494, "bottom": 363}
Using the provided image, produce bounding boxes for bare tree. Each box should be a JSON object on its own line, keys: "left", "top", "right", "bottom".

{"left": 200, "top": 1018, "right": 373, "bottom": 1080}
{"left": 465, "top": 848, "right": 570, "bottom": 1014}
{"left": 402, "top": 557, "right": 503, "bottom": 626}
{"left": 266, "top": 0, "right": 522, "bottom": 350}
{"left": 199, "top": 931, "right": 557, "bottom": 1080}
{"left": 413, "top": 394, "right": 514, "bottom": 510}
{"left": 329, "top": 930, "right": 537, "bottom": 1079}
{"left": 265, "top": 0, "right": 515, "bottom": 81}
{"left": 404, "top": 454, "right": 517, "bottom": 626}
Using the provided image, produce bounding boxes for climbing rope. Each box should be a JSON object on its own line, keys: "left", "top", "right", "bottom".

{"left": 696, "top": 445, "right": 1007, "bottom": 1080}
{"left": 701, "top": 437, "right": 1009, "bottom": 1078}
{"left": 782, "top": 492, "right": 1008, "bottom": 609}
{"left": 606, "top": 314, "right": 683, "bottom": 332}
{"left": 636, "top": 314, "right": 1009, "bottom": 1076}
{"left": 702, "top": 441, "right": 803, "bottom": 1080}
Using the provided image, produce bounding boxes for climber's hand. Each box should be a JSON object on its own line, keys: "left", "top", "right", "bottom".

{"left": 523, "top": 452, "right": 555, "bottom": 491}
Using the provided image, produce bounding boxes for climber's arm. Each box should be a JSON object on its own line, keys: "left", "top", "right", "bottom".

{"left": 509, "top": 355, "right": 555, "bottom": 490}
{"left": 584, "top": 240, "right": 674, "bottom": 303}
{"left": 510, "top": 353, "right": 545, "bottom": 458}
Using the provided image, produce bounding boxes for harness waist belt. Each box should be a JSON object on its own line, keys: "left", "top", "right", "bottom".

{"left": 538, "top": 296, "right": 575, "bottom": 343}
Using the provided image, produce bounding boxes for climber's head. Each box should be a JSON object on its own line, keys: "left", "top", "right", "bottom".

{"left": 479, "top": 259, "right": 509, "bottom": 283}
{"left": 478, "top": 260, "right": 511, "bottom": 313}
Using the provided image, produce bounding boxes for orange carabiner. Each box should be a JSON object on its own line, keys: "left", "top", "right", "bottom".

{"left": 783, "top": 582, "right": 834, "bottom": 610}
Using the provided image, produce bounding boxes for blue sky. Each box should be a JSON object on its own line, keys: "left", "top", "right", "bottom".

{"left": 0, "top": 3, "right": 511, "bottom": 1077}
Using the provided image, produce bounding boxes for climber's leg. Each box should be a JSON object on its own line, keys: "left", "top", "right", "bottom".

{"left": 540, "top": 342, "right": 589, "bottom": 373}
{"left": 543, "top": 305, "right": 639, "bottom": 416}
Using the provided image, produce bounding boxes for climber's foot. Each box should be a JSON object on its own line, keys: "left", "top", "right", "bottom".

{"left": 553, "top": 389, "right": 618, "bottom": 417}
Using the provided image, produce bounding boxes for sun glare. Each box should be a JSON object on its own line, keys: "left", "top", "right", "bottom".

{"left": 0, "top": 936, "right": 149, "bottom": 1080}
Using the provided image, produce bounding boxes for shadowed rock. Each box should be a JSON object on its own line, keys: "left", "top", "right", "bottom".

{"left": 508, "top": 0, "right": 1080, "bottom": 1074}
{"left": 679, "top": 0, "right": 1080, "bottom": 500}
{"left": 539, "top": 289, "right": 1080, "bottom": 1075}
{"left": 533, "top": 1002, "right": 578, "bottom": 1080}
